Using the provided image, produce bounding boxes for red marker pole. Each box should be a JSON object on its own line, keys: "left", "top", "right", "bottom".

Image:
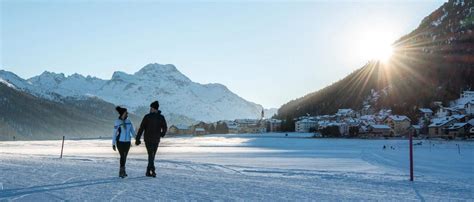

{"left": 409, "top": 132, "right": 414, "bottom": 181}
{"left": 60, "top": 136, "right": 65, "bottom": 159}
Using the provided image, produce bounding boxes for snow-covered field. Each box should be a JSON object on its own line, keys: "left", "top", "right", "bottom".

{"left": 0, "top": 133, "right": 472, "bottom": 201}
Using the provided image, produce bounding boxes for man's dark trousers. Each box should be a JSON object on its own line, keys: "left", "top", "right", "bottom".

{"left": 146, "top": 142, "right": 159, "bottom": 171}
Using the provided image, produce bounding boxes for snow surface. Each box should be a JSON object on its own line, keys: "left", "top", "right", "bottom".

{"left": 0, "top": 133, "right": 473, "bottom": 200}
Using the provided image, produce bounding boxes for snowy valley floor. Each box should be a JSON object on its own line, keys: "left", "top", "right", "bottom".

{"left": 0, "top": 133, "right": 473, "bottom": 201}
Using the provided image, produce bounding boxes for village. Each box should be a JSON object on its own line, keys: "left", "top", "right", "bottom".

{"left": 168, "top": 91, "right": 474, "bottom": 140}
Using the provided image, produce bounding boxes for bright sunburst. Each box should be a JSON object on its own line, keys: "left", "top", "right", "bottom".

{"left": 357, "top": 30, "right": 395, "bottom": 63}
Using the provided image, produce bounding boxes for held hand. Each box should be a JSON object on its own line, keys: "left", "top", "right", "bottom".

{"left": 135, "top": 140, "right": 141, "bottom": 146}
{"left": 112, "top": 145, "right": 116, "bottom": 151}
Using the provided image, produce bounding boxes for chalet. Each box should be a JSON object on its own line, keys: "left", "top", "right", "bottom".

{"left": 445, "top": 123, "right": 471, "bottom": 139}
{"left": 193, "top": 127, "right": 207, "bottom": 136}
{"left": 367, "top": 124, "right": 391, "bottom": 137}
{"left": 168, "top": 125, "right": 190, "bottom": 135}
{"left": 295, "top": 119, "right": 317, "bottom": 132}
{"left": 385, "top": 115, "right": 411, "bottom": 136}
{"left": 428, "top": 117, "right": 458, "bottom": 138}
{"left": 419, "top": 108, "right": 433, "bottom": 119}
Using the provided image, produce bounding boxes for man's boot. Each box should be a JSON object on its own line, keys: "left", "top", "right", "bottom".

{"left": 151, "top": 167, "right": 156, "bottom": 178}
{"left": 119, "top": 167, "right": 126, "bottom": 178}
{"left": 146, "top": 167, "right": 152, "bottom": 177}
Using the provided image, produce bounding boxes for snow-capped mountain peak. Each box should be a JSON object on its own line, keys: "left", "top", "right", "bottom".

{"left": 28, "top": 71, "right": 66, "bottom": 87}
{"left": 134, "top": 63, "right": 192, "bottom": 84}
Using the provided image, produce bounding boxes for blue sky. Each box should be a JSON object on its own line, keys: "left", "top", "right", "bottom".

{"left": 1, "top": 0, "right": 445, "bottom": 108}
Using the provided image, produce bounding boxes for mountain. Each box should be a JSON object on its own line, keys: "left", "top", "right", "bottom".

{"left": 276, "top": 0, "right": 474, "bottom": 125}
{"left": 0, "top": 82, "right": 142, "bottom": 140}
{"left": 0, "top": 63, "right": 267, "bottom": 139}
{"left": 5, "top": 63, "right": 264, "bottom": 122}
{"left": 0, "top": 70, "right": 61, "bottom": 100}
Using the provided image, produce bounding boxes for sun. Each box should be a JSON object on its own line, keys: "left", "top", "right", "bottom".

{"left": 357, "top": 31, "right": 395, "bottom": 63}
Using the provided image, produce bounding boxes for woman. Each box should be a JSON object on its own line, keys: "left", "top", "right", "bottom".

{"left": 113, "top": 106, "right": 136, "bottom": 178}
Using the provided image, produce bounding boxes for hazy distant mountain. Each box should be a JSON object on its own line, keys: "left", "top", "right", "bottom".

{"left": 0, "top": 82, "right": 143, "bottom": 140}
{"left": 2, "top": 63, "right": 265, "bottom": 122}
{"left": 276, "top": 0, "right": 474, "bottom": 125}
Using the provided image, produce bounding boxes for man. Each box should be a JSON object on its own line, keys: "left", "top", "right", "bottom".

{"left": 135, "top": 101, "right": 167, "bottom": 177}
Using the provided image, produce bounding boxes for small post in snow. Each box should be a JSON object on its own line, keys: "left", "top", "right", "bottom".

{"left": 60, "top": 136, "right": 65, "bottom": 159}
{"left": 457, "top": 144, "right": 461, "bottom": 155}
{"left": 409, "top": 132, "right": 414, "bottom": 181}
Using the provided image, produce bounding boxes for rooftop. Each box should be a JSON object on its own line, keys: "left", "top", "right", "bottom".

{"left": 370, "top": 124, "right": 391, "bottom": 129}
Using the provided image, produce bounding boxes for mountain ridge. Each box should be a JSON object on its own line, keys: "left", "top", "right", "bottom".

{"left": 276, "top": 0, "right": 474, "bottom": 127}
{"left": 2, "top": 63, "right": 269, "bottom": 122}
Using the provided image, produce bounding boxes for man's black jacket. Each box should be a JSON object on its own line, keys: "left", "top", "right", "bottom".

{"left": 136, "top": 110, "right": 167, "bottom": 144}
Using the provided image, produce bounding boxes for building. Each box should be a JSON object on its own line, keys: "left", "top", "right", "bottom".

{"left": 193, "top": 127, "right": 207, "bottom": 135}
{"left": 235, "top": 119, "right": 260, "bottom": 127}
{"left": 411, "top": 125, "right": 422, "bottom": 136}
{"left": 465, "top": 101, "right": 474, "bottom": 116}
{"left": 460, "top": 91, "right": 474, "bottom": 99}
{"left": 168, "top": 125, "right": 190, "bottom": 135}
{"left": 436, "top": 106, "right": 464, "bottom": 118}
{"left": 451, "top": 114, "right": 467, "bottom": 122}
{"left": 240, "top": 125, "right": 266, "bottom": 133}
{"left": 428, "top": 117, "right": 458, "bottom": 138}
{"left": 385, "top": 115, "right": 411, "bottom": 136}
{"left": 334, "top": 122, "right": 349, "bottom": 136}
{"left": 295, "top": 119, "right": 318, "bottom": 132}
{"left": 336, "top": 109, "right": 355, "bottom": 117}
{"left": 227, "top": 125, "right": 240, "bottom": 134}
{"left": 470, "top": 127, "right": 474, "bottom": 138}
{"left": 361, "top": 105, "right": 375, "bottom": 116}
{"left": 367, "top": 124, "right": 391, "bottom": 137}
{"left": 266, "top": 119, "right": 282, "bottom": 132}
{"left": 360, "top": 115, "right": 376, "bottom": 125}
{"left": 468, "top": 119, "right": 474, "bottom": 126}
{"left": 235, "top": 119, "right": 266, "bottom": 133}
{"left": 445, "top": 123, "right": 471, "bottom": 139}
{"left": 419, "top": 108, "right": 433, "bottom": 119}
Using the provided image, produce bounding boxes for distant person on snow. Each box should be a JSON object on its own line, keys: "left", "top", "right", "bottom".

{"left": 135, "top": 101, "right": 167, "bottom": 178}
{"left": 113, "top": 106, "right": 136, "bottom": 178}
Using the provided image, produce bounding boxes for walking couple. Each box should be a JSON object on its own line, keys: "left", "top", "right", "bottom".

{"left": 113, "top": 100, "right": 167, "bottom": 178}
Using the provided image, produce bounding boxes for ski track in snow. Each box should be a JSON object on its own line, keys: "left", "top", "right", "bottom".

{"left": 0, "top": 133, "right": 472, "bottom": 201}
